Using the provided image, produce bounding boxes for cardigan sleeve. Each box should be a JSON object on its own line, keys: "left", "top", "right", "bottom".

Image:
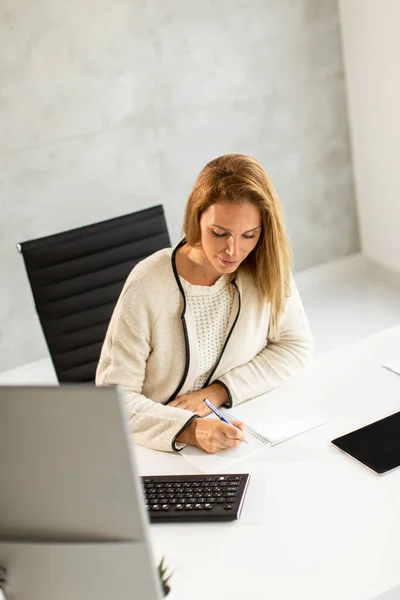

{"left": 96, "top": 278, "right": 196, "bottom": 453}
{"left": 215, "top": 276, "right": 313, "bottom": 405}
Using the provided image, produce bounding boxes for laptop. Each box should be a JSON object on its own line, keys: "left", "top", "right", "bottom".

{"left": 0, "top": 385, "right": 163, "bottom": 600}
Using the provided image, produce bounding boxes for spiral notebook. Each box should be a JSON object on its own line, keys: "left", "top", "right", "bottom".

{"left": 181, "top": 402, "right": 327, "bottom": 473}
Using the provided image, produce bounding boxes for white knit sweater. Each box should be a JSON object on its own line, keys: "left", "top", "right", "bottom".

{"left": 180, "top": 274, "right": 233, "bottom": 392}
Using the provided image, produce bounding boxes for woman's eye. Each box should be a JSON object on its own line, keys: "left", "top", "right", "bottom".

{"left": 243, "top": 234, "right": 256, "bottom": 239}
{"left": 212, "top": 231, "right": 227, "bottom": 238}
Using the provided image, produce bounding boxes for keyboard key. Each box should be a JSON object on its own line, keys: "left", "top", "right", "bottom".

{"left": 204, "top": 503, "right": 213, "bottom": 510}
{"left": 205, "top": 477, "right": 216, "bottom": 481}
{"left": 161, "top": 505, "right": 170, "bottom": 511}
{"left": 224, "top": 504, "right": 234, "bottom": 510}
{"left": 228, "top": 476, "right": 241, "bottom": 481}
{"left": 195, "top": 504, "right": 204, "bottom": 510}
{"left": 175, "top": 504, "right": 184, "bottom": 510}
{"left": 152, "top": 505, "right": 160, "bottom": 511}
{"left": 143, "top": 478, "right": 152, "bottom": 483}
{"left": 185, "top": 504, "right": 193, "bottom": 510}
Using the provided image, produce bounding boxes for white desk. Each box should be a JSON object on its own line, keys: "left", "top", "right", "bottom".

{"left": 1, "top": 326, "right": 400, "bottom": 600}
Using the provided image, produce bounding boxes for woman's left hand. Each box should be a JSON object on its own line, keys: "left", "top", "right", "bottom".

{"left": 168, "top": 383, "right": 229, "bottom": 417}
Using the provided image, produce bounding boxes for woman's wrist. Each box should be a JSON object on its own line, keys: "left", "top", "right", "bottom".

{"left": 176, "top": 418, "right": 198, "bottom": 446}
{"left": 208, "top": 382, "right": 229, "bottom": 407}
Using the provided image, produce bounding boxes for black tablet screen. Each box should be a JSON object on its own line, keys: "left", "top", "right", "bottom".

{"left": 332, "top": 411, "right": 400, "bottom": 474}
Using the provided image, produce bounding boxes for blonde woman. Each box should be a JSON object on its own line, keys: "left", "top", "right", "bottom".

{"left": 96, "top": 154, "right": 313, "bottom": 453}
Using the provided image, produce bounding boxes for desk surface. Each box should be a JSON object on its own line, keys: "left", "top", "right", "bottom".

{"left": 1, "top": 326, "right": 400, "bottom": 600}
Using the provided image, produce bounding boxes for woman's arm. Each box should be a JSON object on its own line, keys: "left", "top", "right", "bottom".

{"left": 117, "top": 386, "right": 198, "bottom": 452}
{"left": 215, "top": 276, "right": 313, "bottom": 405}
{"left": 96, "top": 279, "right": 197, "bottom": 452}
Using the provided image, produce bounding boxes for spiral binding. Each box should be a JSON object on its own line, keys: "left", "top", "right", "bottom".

{"left": 219, "top": 408, "right": 272, "bottom": 445}
{"left": 243, "top": 424, "right": 272, "bottom": 445}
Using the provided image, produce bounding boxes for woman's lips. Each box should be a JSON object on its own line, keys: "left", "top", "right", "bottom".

{"left": 217, "top": 256, "right": 238, "bottom": 266}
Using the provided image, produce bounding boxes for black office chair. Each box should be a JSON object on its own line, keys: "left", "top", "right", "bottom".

{"left": 18, "top": 205, "right": 171, "bottom": 383}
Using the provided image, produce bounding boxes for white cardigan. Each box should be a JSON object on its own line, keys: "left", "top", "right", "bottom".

{"left": 96, "top": 242, "right": 314, "bottom": 452}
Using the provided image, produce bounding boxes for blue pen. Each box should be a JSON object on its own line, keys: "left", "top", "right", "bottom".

{"left": 203, "top": 398, "right": 248, "bottom": 444}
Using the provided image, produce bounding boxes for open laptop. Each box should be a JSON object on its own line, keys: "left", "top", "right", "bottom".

{"left": 0, "top": 385, "right": 163, "bottom": 600}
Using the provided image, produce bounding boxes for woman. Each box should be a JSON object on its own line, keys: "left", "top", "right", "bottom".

{"left": 96, "top": 154, "right": 313, "bottom": 453}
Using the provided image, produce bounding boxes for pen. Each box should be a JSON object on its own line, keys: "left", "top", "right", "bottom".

{"left": 203, "top": 398, "right": 248, "bottom": 444}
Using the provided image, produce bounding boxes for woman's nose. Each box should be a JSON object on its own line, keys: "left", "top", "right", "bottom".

{"left": 226, "top": 236, "right": 237, "bottom": 257}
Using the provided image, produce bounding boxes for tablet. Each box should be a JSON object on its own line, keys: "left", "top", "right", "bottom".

{"left": 331, "top": 411, "right": 400, "bottom": 475}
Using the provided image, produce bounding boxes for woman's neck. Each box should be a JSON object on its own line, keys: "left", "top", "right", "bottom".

{"left": 175, "top": 244, "right": 221, "bottom": 286}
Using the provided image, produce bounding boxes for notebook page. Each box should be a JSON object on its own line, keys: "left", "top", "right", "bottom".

{"left": 260, "top": 416, "right": 327, "bottom": 445}
{"left": 222, "top": 393, "right": 327, "bottom": 446}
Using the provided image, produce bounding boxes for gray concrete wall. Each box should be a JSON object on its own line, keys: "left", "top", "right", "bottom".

{"left": 0, "top": 0, "right": 358, "bottom": 371}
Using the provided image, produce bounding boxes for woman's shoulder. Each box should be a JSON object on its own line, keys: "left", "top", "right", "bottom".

{"left": 121, "top": 247, "right": 177, "bottom": 299}
{"left": 130, "top": 246, "right": 174, "bottom": 277}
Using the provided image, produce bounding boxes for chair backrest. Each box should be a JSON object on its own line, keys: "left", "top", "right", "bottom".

{"left": 18, "top": 206, "right": 171, "bottom": 383}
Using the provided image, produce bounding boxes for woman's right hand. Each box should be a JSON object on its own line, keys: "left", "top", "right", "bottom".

{"left": 177, "top": 418, "right": 246, "bottom": 453}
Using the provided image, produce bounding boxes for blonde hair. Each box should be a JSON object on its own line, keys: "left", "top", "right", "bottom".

{"left": 183, "top": 154, "right": 291, "bottom": 338}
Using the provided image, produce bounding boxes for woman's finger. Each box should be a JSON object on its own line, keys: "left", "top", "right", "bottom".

{"left": 230, "top": 419, "right": 246, "bottom": 433}
{"left": 220, "top": 422, "right": 245, "bottom": 442}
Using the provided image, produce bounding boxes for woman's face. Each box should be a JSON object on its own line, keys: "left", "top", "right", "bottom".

{"left": 199, "top": 201, "right": 262, "bottom": 274}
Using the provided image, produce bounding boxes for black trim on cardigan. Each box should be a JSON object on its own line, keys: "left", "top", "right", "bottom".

{"left": 166, "top": 239, "right": 191, "bottom": 404}
{"left": 213, "top": 380, "right": 233, "bottom": 408}
{"left": 171, "top": 414, "right": 199, "bottom": 452}
{"left": 203, "top": 279, "right": 241, "bottom": 388}
{"left": 165, "top": 239, "right": 242, "bottom": 405}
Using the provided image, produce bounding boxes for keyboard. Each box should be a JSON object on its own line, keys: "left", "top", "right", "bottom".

{"left": 141, "top": 473, "right": 250, "bottom": 522}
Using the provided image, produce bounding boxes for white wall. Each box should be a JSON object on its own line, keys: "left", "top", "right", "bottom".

{"left": 0, "top": 0, "right": 358, "bottom": 371}
{"left": 339, "top": 0, "right": 400, "bottom": 274}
